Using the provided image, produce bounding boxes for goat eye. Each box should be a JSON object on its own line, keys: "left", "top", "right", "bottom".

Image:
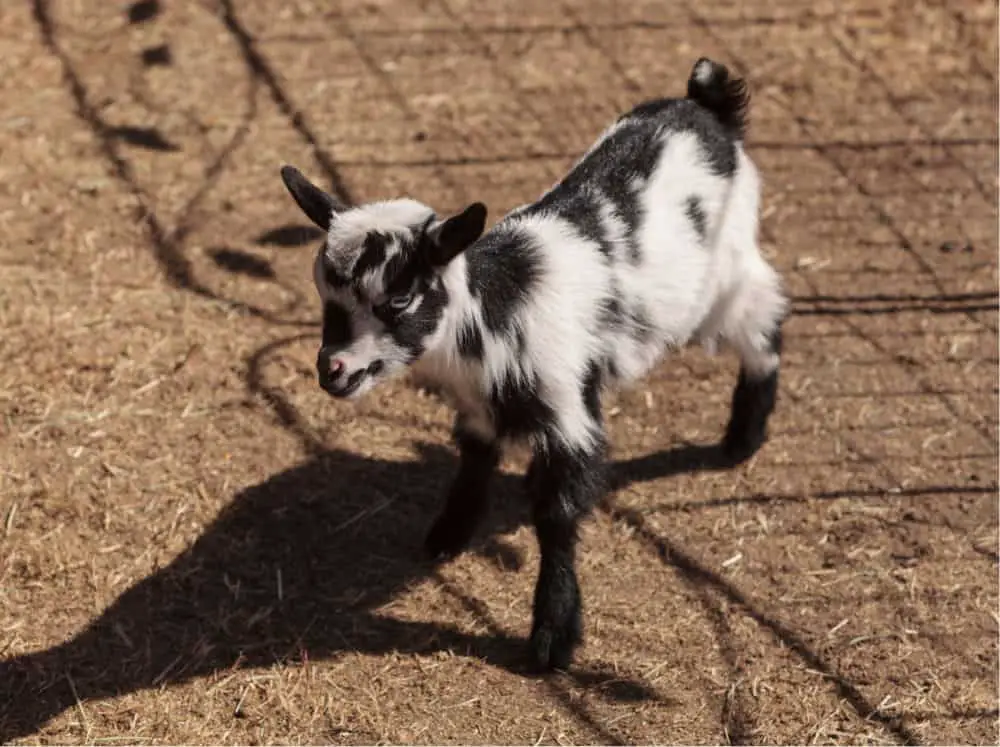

{"left": 388, "top": 292, "right": 413, "bottom": 311}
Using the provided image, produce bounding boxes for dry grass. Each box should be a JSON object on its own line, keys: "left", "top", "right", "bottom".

{"left": 0, "top": 0, "right": 997, "bottom": 744}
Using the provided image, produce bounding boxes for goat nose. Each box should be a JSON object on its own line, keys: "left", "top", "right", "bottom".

{"left": 317, "top": 349, "right": 345, "bottom": 376}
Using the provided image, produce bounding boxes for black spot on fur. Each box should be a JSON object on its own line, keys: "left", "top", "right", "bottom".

{"left": 533, "top": 189, "right": 614, "bottom": 259}
{"left": 625, "top": 303, "right": 655, "bottom": 343}
{"left": 598, "top": 296, "right": 624, "bottom": 329}
{"left": 600, "top": 295, "right": 654, "bottom": 344}
{"left": 685, "top": 196, "right": 707, "bottom": 242}
{"left": 351, "top": 232, "right": 390, "bottom": 279}
{"left": 582, "top": 362, "right": 603, "bottom": 423}
{"left": 623, "top": 98, "right": 738, "bottom": 177}
{"left": 321, "top": 302, "right": 351, "bottom": 348}
{"left": 457, "top": 319, "right": 484, "bottom": 359}
{"left": 466, "top": 227, "right": 543, "bottom": 335}
{"left": 323, "top": 263, "right": 350, "bottom": 288}
{"left": 489, "top": 376, "right": 554, "bottom": 439}
{"left": 531, "top": 119, "right": 667, "bottom": 264}
{"left": 604, "top": 357, "right": 621, "bottom": 380}
{"left": 767, "top": 325, "right": 784, "bottom": 356}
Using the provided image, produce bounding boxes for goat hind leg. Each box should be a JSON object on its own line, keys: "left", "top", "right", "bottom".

{"left": 722, "top": 320, "right": 783, "bottom": 463}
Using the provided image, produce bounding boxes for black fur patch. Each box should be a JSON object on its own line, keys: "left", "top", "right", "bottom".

{"left": 489, "top": 376, "right": 554, "bottom": 439}
{"left": 531, "top": 119, "right": 666, "bottom": 264}
{"left": 386, "top": 281, "right": 449, "bottom": 360}
{"left": 598, "top": 295, "right": 624, "bottom": 329}
{"left": 321, "top": 302, "right": 351, "bottom": 347}
{"left": 625, "top": 98, "right": 738, "bottom": 177}
{"left": 685, "top": 196, "right": 707, "bottom": 242}
{"left": 323, "top": 262, "right": 350, "bottom": 288}
{"left": 533, "top": 189, "right": 614, "bottom": 259}
{"left": 351, "top": 232, "right": 390, "bottom": 279}
{"left": 600, "top": 295, "right": 654, "bottom": 343}
{"left": 466, "top": 227, "right": 543, "bottom": 335}
{"left": 582, "top": 361, "right": 603, "bottom": 423}
{"left": 456, "top": 319, "right": 485, "bottom": 359}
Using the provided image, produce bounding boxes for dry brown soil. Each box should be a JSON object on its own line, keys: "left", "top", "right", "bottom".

{"left": 1, "top": 0, "right": 998, "bottom": 744}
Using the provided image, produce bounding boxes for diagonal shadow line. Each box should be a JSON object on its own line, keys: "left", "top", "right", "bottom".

{"left": 244, "top": 334, "right": 328, "bottom": 458}
{"left": 688, "top": 582, "right": 756, "bottom": 745}
{"left": 30, "top": 0, "right": 320, "bottom": 329}
{"left": 215, "top": 0, "right": 354, "bottom": 207}
{"left": 750, "top": 136, "right": 1000, "bottom": 151}
{"left": 559, "top": 0, "right": 640, "bottom": 101}
{"left": 600, "top": 500, "right": 924, "bottom": 746}
{"left": 306, "top": 0, "right": 481, "bottom": 202}
{"left": 825, "top": 26, "right": 995, "bottom": 205}
{"left": 30, "top": 0, "right": 194, "bottom": 293}
{"left": 434, "top": 0, "right": 570, "bottom": 183}
{"left": 925, "top": 0, "right": 999, "bottom": 86}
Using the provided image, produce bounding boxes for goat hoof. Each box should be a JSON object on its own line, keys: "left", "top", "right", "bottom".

{"left": 529, "top": 613, "right": 582, "bottom": 672}
{"left": 424, "top": 517, "right": 473, "bottom": 560}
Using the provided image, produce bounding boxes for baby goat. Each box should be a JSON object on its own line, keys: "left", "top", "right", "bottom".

{"left": 279, "top": 58, "right": 787, "bottom": 671}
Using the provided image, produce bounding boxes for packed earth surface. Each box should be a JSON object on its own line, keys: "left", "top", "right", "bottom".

{"left": 0, "top": 0, "right": 997, "bottom": 744}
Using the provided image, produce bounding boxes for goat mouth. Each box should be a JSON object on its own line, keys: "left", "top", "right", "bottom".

{"left": 321, "top": 371, "right": 365, "bottom": 399}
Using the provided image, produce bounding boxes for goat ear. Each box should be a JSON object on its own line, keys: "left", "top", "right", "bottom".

{"left": 425, "top": 202, "right": 487, "bottom": 267}
{"left": 280, "top": 165, "right": 342, "bottom": 231}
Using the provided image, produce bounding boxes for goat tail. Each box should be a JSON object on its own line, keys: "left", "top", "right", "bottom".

{"left": 686, "top": 58, "right": 750, "bottom": 140}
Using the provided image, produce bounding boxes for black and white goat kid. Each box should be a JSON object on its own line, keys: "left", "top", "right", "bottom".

{"left": 279, "top": 58, "right": 787, "bottom": 671}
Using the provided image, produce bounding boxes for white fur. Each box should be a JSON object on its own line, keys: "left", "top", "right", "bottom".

{"left": 419, "top": 135, "right": 785, "bottom": 453}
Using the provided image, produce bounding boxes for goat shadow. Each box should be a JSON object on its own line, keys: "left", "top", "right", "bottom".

{"left": 0, "top": 439, "right": 732, "bottom": 741}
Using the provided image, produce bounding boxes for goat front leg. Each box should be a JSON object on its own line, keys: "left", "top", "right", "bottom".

{"left": 525, "top": 434, "right": 606, "bottom": 671}
{"left": 425, "top": 420, "right": 500, "bottom": 560}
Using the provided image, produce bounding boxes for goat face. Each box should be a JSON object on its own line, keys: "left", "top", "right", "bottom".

{"left": 279, "top": 166, "right": 487, "bottom": 399}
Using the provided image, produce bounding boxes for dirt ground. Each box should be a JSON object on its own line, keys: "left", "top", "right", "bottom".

{"left": 0, "top": 0, "right": 997, "bottom": 744}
